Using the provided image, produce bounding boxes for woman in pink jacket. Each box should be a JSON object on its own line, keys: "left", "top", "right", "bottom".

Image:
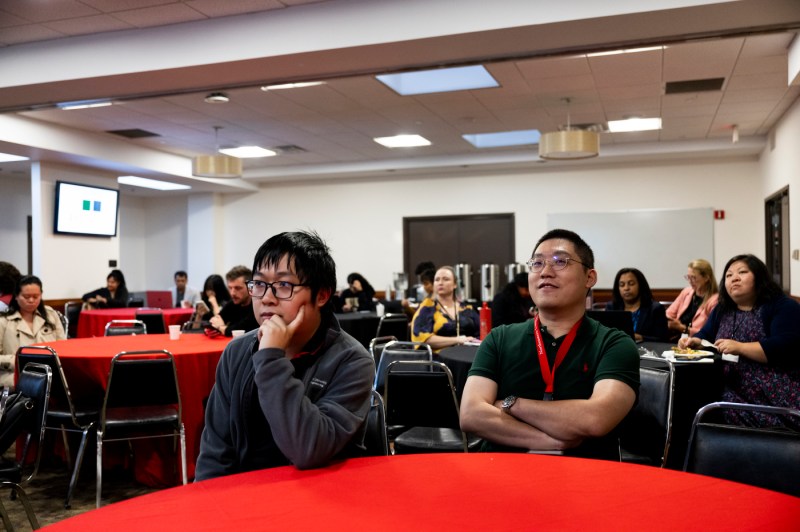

{"left": 666, "top": 259, "right": 719, "bottom": 337}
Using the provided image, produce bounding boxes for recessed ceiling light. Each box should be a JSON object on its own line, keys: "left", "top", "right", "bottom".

{"left": 0, "top": 152, "right": 28, "bottom": 162}
{"left": 218, "top": 146, "right": 277, "bottom": 158}
{"left": 587, "top": 46, "right": 664, "bottom": 57}
{"left": 374, "top": 135, "right": 431, "bottom": 148}
{"left": 118, "top": 176, "right": 191, "bottom": 191}
{"left": 607, "top": 117, "right": 662, "bottom": 132}
{"left": 376, "top": 65, "right": 499, "bottom": 96}
{"left": 57, "top": 100, "right": 112, "bottom": 110}
{"left": 261, "top": 82, "right": 326, "bottom": 90}
{"left": 463, "top": 129, "right": 541, "bottom": 148}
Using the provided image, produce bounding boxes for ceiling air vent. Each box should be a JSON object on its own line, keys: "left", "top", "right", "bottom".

{"left": 665, "top": 78, "right": 725, "bottom": 94}
{"left": 274, "top": 145, "right": 307, "bottom": 154}
{"left": 107, "top": 129, "right": 161, "bottom": 139}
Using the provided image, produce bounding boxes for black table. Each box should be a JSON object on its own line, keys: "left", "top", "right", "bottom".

{"left": 438, "top": 344, "right": 479, "bottom": 400}
{"left": 335, "top": 312, "right": 380, "bottom": 349}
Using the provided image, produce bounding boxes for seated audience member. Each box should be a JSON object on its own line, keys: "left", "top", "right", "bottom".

{"left": 0, "top": 262, "right": 21, "bottom": 313}
{"left": 195, "top": 274, "right": 230, "bottom": 321}
{"left": 460, "top": 229, "right": 639, "bottom": 459}
{"left": 339, "top": 273, "right": 376, "bottom": 312}
{"left": 411, "top": 266, "right": 479, "bottom": 352}
{"left": 0, "top": 275, "right": 66, "bottom": 388}
{"left": 411, "top": 261, "right": 436, "bottom": 301}
{"left": 195, "top": 231, "right": 375, "bottom": 479}
{"left": 171, "top": 270, "right": 201, "bottom": 308}
{"left": 492, "top": 272, "right": 535, "bottom": 327}
{"left": 401, "top": 268, "right": 434, "bottom": 318}
{"left": 680, "top": 254, "right": 800, "bottom": 430}
{"left": 208, "top": 266, "right": 260, "bottom": 337}
{"left": 667, "top": 259, "right": 719, "bottom": 338}
{"left": 82, "top": 269, "right": 129, "bottom": 309}
{"left": 605, "top": 267, "right": 669, "bottom": 342}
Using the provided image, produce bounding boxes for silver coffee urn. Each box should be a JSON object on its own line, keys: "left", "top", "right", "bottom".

{"left": 481, "top": 263, "right": 500, "bottom": 302}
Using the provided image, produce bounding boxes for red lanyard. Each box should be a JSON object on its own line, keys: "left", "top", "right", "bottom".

{"left": 533, "top": 315, "right": 582, "bottom": 400}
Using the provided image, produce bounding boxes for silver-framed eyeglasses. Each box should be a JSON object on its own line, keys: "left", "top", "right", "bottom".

{"left": 526, "top": 255, "right": 587, "bottom": 273}
{"left": 246, "top": 280, "right": 309, "bottom": 300}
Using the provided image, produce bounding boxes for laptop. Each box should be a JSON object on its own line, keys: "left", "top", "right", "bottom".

{"left": 586, "top": 310, "right": 635, "bottom": 340}
{"left": 145, "top": 290, "right": 174, "bottom": 309}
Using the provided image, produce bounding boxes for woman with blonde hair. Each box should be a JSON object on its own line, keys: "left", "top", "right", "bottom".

{"left": 666, "top": 258, "right": 719, "bottom": 336}
{"left": 411, "top": 266, "right": 479, "bottom": 352}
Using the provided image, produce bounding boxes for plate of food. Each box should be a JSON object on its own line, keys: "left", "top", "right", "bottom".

{"left": 663, "top": 347, "right": 716, "bottom": 362}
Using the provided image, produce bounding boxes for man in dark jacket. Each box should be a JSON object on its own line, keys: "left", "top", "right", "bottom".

{"left": 491, "top": 272, "right": 535, "bottom": 326}
{"left": 196, "top": 231, "right": 375, "bottom": 480}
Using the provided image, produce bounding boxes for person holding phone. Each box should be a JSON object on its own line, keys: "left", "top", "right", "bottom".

{"left": 196, "top": 231, "right": 374, "bottom": 479}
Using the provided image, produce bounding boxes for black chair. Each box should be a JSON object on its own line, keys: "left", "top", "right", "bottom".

{"left": 16, "top": 345, "right": 100, "bottom": 509}
{"left": 135, "top": 309, "right": 166, "bottom": 335}
{"left": 384, "top": 360, "right": 481, "bottom": 454}
{"left": 373, "top": 340, "right": 432, "bottom": 394}
{"left": 368, "top": 335, "right": 397, "bottom": 367}
{"left": 683, "top": 402, "right": 800, "bottom": 497}
{"left": 64, "top": 301, "right": 82, "bottom": 339}
{"left": 362, "top": 390, "right": 388, "bottom": 456}
{"left": 619, "top": 364, "right": 675, "bottom": 467}
{"left": 375, "top": 313, "right": 409, "bottom": 341}
{"left": 104, "top": 319, "right": 147, "bottom": 336}
{"left": 97, "top": 350, "right": 186, "bottom": 507}
{"left": 0, "top": 363, "right": 52, "bottom": 530}
{"left": 126, "top": 297, "right": 145, "bottom": 308}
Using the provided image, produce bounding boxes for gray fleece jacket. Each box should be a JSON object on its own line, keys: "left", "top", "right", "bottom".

{"left": 195, "top": 314, "right": 374, "bottom": 480}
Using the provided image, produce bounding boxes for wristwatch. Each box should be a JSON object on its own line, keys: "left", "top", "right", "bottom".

{"left": 501, "top": 395, "right": 517, "bottom": 414}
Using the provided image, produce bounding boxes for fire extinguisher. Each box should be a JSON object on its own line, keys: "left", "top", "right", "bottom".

{"left": 480, "top": 301, "right": 492, "bottom": 340}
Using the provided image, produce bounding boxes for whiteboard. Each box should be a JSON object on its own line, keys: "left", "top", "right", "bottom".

{"left": 547, "top": 208, "right": 714, "bottom": 289}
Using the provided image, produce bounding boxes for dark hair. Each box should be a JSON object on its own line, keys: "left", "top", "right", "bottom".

{"left": 226, "top": 265, "right": 252, "bottom": 282}
{"left": 717, "top": 254, "right": 783, "bottom": 313}
{"left": 252, "top": 231, "right": 336, "bottom": 304}
{"left": 107, "top": 269, "right": 129, "bottom": 302}
{"left": 533, "top": 228, "right": 594, "bottom": 269}
{"left": 414, "top": 261, "right": 436, "bottom": 276}
{"left": 5, "top": 275, "right": 55, "bottom": 328}
{"left": 513, "top": 272, "right": 528, "bottom": 287}
{"left": 0, "top": 262, "right": 21, "bottom": 295}
{"left": 419, "top": 269, "right": 435, "bottom": 285}
{"left": 174, "top": 270, "right": 188, "bottom": 279}
{"left": 346, "top": 272, "right": 375, "bottom": 295}
{"left": 202, "top": 274, "right": 229, "bottom": 306}
{"left": 609, "top": 268, "right": 654, "bottom": 309}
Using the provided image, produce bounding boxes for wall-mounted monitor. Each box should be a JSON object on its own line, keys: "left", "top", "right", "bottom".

{"left": 54, "top": 180, "right": 120, "bottom": 237}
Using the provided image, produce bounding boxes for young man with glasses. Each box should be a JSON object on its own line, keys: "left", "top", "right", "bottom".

{"left": 460, "top": 229, "right": 639, "bottom": 459}
{"left": 196, "top": 231, "right": 375, "bottom": 479}
{"left": 208, "top": 265, "right": 259, "bottom": 337}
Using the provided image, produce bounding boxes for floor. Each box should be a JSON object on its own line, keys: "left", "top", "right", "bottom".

{"left": 2, "top": 445, "right": 160, "bottom": 530}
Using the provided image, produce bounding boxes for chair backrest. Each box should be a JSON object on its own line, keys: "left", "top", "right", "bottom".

{"left": 16, "top": 345, "right": 89, "bottom": 424}
{"left": 102, "top": 350, "right": 181, "bottom": 426}
{"left": 373, "top": 340, "right": 433, "bottom": 393}
{"left": 683, "top": 402, "right": 800, "bottom": 497}
{"left": 618, "top": 364, "right": 674, "bottom": 466}
{"left": 104, "top": 319, "right": 147, "bottom": 336}
{"left": 368, "top": 335, "right": 397, "bottom": 368}
{"left": 135, "top": 310, "right": 166, "bottom": 334}
{"left": 383, "top": 360, "right": 461, "bottom": 430}
{"left": 376, "top": 313, "right": 409, "bottom": 341}
{"left": 64, "top": 301, "right": 82, "bottom": 338}
{"left": 363, "top": 390, "right": 388, "bottom": 456}
{"left": 55, "top": 309, "right": 68, "bottom": 335}
{"left": 127, "top": 297, "right": 145, "bottom": 308}
{"left": 14, "top": 363, "right": 52, "bottom": 482}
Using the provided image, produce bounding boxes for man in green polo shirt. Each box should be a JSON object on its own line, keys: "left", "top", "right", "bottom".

{"left": 460, "top": 229, "right": 639, "bottom": 459}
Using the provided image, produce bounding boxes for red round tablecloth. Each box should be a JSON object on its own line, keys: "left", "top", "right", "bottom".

{"left": 45, "top": 453, "right": 800, "bottom": 531}
{"left": 76, "top": 308, "right": 194, "bottom": 338}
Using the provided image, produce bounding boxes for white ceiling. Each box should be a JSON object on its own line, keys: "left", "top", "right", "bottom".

{"left": 0, "top": 0, "right": 799, "bottom": 191}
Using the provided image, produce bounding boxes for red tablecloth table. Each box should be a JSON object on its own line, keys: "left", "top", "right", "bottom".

{"left": 37, "top": 333, "right": 230, "bottom": 485}
{"left": 76, "top": 308, "right": 194, "bottom": 338}
{"left": 43, "top": 453, "right": 800, "bottom": 531}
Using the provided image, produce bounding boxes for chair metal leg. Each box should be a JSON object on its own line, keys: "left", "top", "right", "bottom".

{"left": 180, "top": 423, "right": 188, "bottom": 485}
{"left": 0, "top": 496, "right": 13, "bottom": 531}
{"left": 60, "top": 425, "right": 73, "bottom": 472}
{"left": 0, "top": 482, "right": 40, "bottom": 530}
{"left": 96, "top": 430, "right": 103, "bottom": 508}
{"left": 65, "top": 426, "right": 90, "bottom": 509}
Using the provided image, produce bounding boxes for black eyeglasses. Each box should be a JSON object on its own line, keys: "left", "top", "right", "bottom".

{"left": 246, "top": 280, "right": 309, "bottom": 300}
{"left": 526, "top": 255, "right": 587, "bottom": 273}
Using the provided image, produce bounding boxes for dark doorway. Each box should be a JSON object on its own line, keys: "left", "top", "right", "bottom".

{"left": 403, "top": 213, "right": 515, "bottom": 300}
{"left": 765, "top": 187, "right": 789, "bottom": 293}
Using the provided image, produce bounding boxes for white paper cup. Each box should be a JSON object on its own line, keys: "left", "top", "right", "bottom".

{"left": 168, "top": 325, "right": 181, "bottom": 340}
{"left": 231, "top": 330, "right": 245, "bottom": 338}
